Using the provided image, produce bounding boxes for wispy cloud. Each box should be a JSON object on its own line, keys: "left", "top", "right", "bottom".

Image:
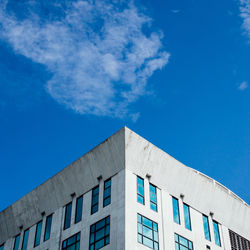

{"left": 239, "top": 0, "right": 250, "bottom": 38}
{"left": 238, "top": 81, "right": 248, "bottom": 90}
{"left": 0, "top": 0, "right": 169, "bottom": 119}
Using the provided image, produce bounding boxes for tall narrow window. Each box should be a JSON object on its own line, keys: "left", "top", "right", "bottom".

{"left": 91, "top": 186, "right": 99, "bottom": 214}
{"left": 0, "top": 244, "right": 4, "bottom": 250}
{"left": 137, "top": 176, "right": 144, "bottom": 205}
{"left": 103, "top": 178, "right": 111, "bottom": 207}
{"left": 64, "top": 202, "right": 72, "bottom": 230}
{"left": 44, "top": 214, "right": 53, "bottom": 241}
{"left": 202, "top": 215, "right": 211, "bottom": 241}
{"left": 149, "top": 184, "right": 157, "bottom": 212}
{"left": 34, "top": 220, "right": 42, "bottom": 247}
{"left": 213, "top": 221, "right": 221, "bottom": 247}
{"left": 137, "top": 214, "right": 159, "bottom": 249}
{"left": 62, "top": 232, "right": 80, "bottom": 250}
{"left": 183, "top": 203, "right": 191, "bottom": 230}
{"left": 172, "top": 197, "right": 180, "bottom": 224}
{"left": 13, "top": 234, "right": 20, "bottom": 250}
{"left": 75, "top": 195, "right": 83, "bottom": 224}
{"left": 89, "top": 216, "right": 110, "bottom": 249}
{"left": 21, "top": 229, "right": 29, "bottom": 250}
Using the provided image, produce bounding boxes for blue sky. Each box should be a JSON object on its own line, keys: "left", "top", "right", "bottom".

{"left": 0, "top": 0, "right": 249, "bottom": 211}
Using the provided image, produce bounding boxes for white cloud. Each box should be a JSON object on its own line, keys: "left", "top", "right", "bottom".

{"left": 238, "top": 81, "right": 248, "bottom": 90}
{"left": 240, "top": 0, "right": 250, "bottom": 38}
{"left": 0, "top": 0, "right": 169, "bottom": 118}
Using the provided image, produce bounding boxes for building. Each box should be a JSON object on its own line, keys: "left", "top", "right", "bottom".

{"left": 0, "top": 127, "right": 249, "bottom": 250}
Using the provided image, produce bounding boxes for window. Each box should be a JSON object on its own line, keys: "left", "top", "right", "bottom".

{"left": 137, "top": 176, "right": 145, "bottom": 205}
{"left": 103, "top": 178, "right": 111, "bottom": 207}
{"left": 21, "top": 229, "right": 29, "bottom": 250}
{"left": 202, "top": 215, "right": 211, "bottom": 241}
{"left": 172, "top": 197, "right": 180, "bottom": 224}
{"left": 183, "top": 203, "right": 191, "bottom": 230}
{"left": 62, "top": 232, "right": 80, "bottom": 250}
{"left": 34, "top": 220, "right": 42, "bottom": 247}
{"left": 13, "top": 235, "right": 20, "bottom": 250}
{"left": 213, "top": 221, "right": 221, "bottom": 247}
{"left": 137, "top": 214, "right": 159, "bottom": 250}
{"left": 75, "top": 195, "right": 83, "bottom": 223}
{"left": 0, "top": 244, "right": 4, "bottom": 250}
{"left": 91, "top": 186, "right": 99, "bottom": 214}
{"left": 44, "top": 214, "right": 53, "bottom": 241}
{"left": 89, "top": 215, "right": 110, "bottom": 250}
{"left": 149, "top": 184, "right": 157, "bottom": 212}
{"left": 175, "top": 233, "right": 193, "bottom": 250}
{"left": 64, "top": 202, "right": 72, "bottom": 230}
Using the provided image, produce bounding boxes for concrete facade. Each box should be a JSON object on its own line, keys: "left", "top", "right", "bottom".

{"left": 0, "top": 127, "right": 249, "bottom": 250}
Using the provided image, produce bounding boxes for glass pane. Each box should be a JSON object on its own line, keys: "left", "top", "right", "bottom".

{"left": 172, "top": 197, "right": 180, "bottom": 224}
{"left": 137, "top": 176, "right": 144, "bottom": 186}
{"left": 90, "top": 233, "right": 95, "bottom": 244}
{"left": 105, "top": 225, "right": 110, "bottom": 236}
{"left": 213, "top": 221, "right": 221, "bottom": 246}
{"left": 137, "top": 195, "right": 144, "bottom": 204}
{"left": 96, "top": 219, "right": 105, "bottom": 230}
{"left": 142, "top": 217, "right": 153, "bottom": 228}
{"left": 137, "top": 214, "right": 142, "bottom": 223}
{"left": 95, "top": 228, "right": 105, "bottom": 241}
{"left": 180, "top": 245, "right": 188, "bottom": 250}
{"left": 179, "top": 236, "right": 188, "bottom": 247}
{"left": 175, "top": 242, "right": 180, "bottom": 250}
{"left": 138, "top": 234, "right": 142, "bottom": 243}
{"left": 143, "top": 226, "right": 153, "bottom": 239}
{"left": 138, "top": 186, "right": 144, "bottom": 196}
{"left": 154, "top": 242, "right": 159, "bottom": 250}
{"left": 104, "top": 197, "right": 111, "bottom": 207}
{"left": 150, "top": 202, "right": 157, "bottom": 212}
{"left": 104, "top": 179, "right": 111, "bottom": 188}
{"left": 104, "top": 189, "right": 110, "bottom": 198}
{"left": 105, "top": 236, "right": 110, "bottom": 244}
{"left": 44, "top": 215, "right": 53, "bottom": 241}
{"left": 64, "top": 203, "right": 72, "bottom": 229}
{"left": 183, "top": 204, "right": 191, "bottom": 230}
{"left": 95, "top": 239, "right": 104, "bottom": 249}
{"left": 153, "top": 222, "right": 158, "bottom": 232}
{"left": 91, "top": 204, "right": 98, "bottom": 214}
{"left": 75, "top": 196, "right": 83, "bottom": 223}
{"left": 34, "top": 221, "right": 42, "bottom": 246}
{"left": 138, "top": 223, "right": 142, "bottom": 234}
{"left": 143, "top": 236, "right": 153, "bottom": 249}
{"left": 67, "top": 235, "right": 76, "bottom": 245}
{"left": 203, "top": 215, "right": 211, "bottom": 241}
{"left": 93, "top": 187, "right": 99, "bottom": 196}
{"left": 76, "top": 242, "right": 80, "bottom": 250}
{"left": 21, "top": 229, "right": 29, "bottom": 250}
{"left": 14, "top": 235, "right": 20, "bottom": 250}
{"left": 189, "top": 241, "right": 193, "bottom": 249}
{"left": 153, "top": 231, "right": 158, "bottom": 241}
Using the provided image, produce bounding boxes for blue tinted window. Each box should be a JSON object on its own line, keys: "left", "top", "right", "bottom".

{"left": 175, "top": 233, "right": 193, "bottom": 250}
{"left": 75, "top": 196, "right": 83, "bottom": 223}
{"left": 34, "top": 220, "right": 42, "bottom": 247}
{"left": 91, "top": 186, "right": 99, "bottom": 214}
{"left": 44, "top": 214, "right": 53, "bottom": 241}
{"left": 137, "top": 176, "right": 144, "bottom": 205}
{"left": 0, "top": 244, "right": 4, "bottom": 250}
{"left": 137, "top": 213, "right": 158, "bottom": 249}
{"left": 62, "top": 232, "right": 80, "bottom": 250}
{"left": 149, "top": 184, "right": 157, "bottom": 212}
{"left": 64, "top": 202, "right": 72, "bottom": 230}
{"left": 21, "top": 229, "right": 29, "bottom": 250}
{"left": 13, "top": 235, "right": 20, "bottom": 250}
{"left": 213, "top": 221, "right": 221, "bottom": 246}
{"left": 183, "top": 203, "right": 191, "bottom": 230}
{"left": 203, "top": 215, "right": 211, "bottom": 241}
{"left": 172, "top": 197, "right": 180, "bottom": 224}
{"left": 89, "top": 216, "right": 110, "bottom": 250}
{"left": 103, "top": 179, "right": 111, "bottom": 207}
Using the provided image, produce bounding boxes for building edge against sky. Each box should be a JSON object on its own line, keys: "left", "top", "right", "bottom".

{"left": 0, "top": 126, "right": 249, "bottom": 249}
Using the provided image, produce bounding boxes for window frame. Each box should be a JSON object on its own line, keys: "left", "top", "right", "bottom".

{"left": 44, "top": 214, "right": 53, "bottom": 241}
{"left": 34, "top": 220, "right": 43, "bottom": 247}
{"left": 89, "top": 215, "right": 110, "bottom": 250}
{"left": 75, "top": 195, "right": 83, "bottom": 224}
{"left": 174, "top": 233, "right": 193, "bottom": 250}
{"left": 13, "top": 234, "right": 20, "bottom": 250}
{"left": 202, "top": 214, "right": 211, "bottom": 241}
{"left": 103, "top": 178, "right": 111, "bottom": 207}
{"left": 213, "top": 220, "right": 221, "bottom": 247}
{"left": 91, "top": 185, "right": 99, "bottom": 215}
{"left": 183, "top": 203, "right": 192, "bottom": 230}
{"left": 64, "top": 202, "right": 72, "bottom": 230}
{"left": 137, "top": 176, "right": 145, "bottom": 205}
{"left": 62, "top": 232, "right": 80, "bottom": 250}
{"left": 172, "top": 196, "right": 181, "bottom": 224}
{"left": 149, "top": 183, "right": 158, "bottom": 212}
{"left": 137, "top": 213, "right": 159, "bottom": 250}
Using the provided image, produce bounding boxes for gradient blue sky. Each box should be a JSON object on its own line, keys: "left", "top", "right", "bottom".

{"left": 0, "top": 0, "right": 249, "bottom": 211}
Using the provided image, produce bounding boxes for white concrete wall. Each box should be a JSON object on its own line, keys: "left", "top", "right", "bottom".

{"left": 125, "top": 169, "right": 233, "bottom": 250}
{"left": 2, "top": 170, "right": 125, "bottom": 250}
